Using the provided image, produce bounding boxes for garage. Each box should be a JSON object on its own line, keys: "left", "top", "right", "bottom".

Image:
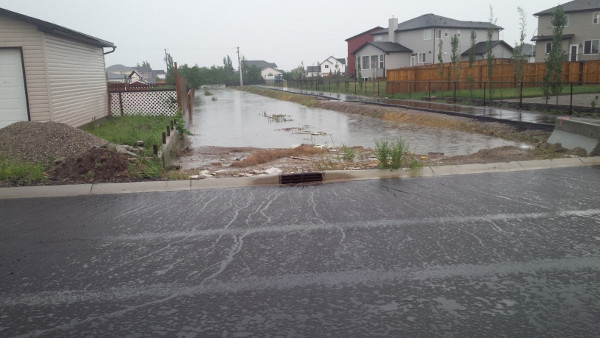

{"left": 0, "top": 48, "right": 29, "bottom": 129}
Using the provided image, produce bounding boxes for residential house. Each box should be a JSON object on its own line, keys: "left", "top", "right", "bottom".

{"left": 353, "top": 42, "right": 412, "bottom": 79}
{"left": 320, "top": 56, "right": 346, "bottom": 76}
{"left": 352, "top": 14, "right": 503, "bottom": 79}
{"left": 305, "top": 66, "right": 321, "bottom": 78}
{"left": 460, "top": 40, "right": 514, "bottom": 61}
{"left": 0, "top": 7, "right": 115, "bottom": 128}
{"left": 154, "top": 70, "right": 167, "bottom": 83}
{"left": 345, "top": 26, "right": 384, "bottom": 77}
{"left": 243, "top": 60, "right": 283, "bottom": 80}
{"left": 105, "top": 64, "right": 163, "bottom": 84}
{"left": 532, "top": 0, "right": 600, "bottom": 62}
{"left": 128, "top": 70, "right": 145, "bottom": 84}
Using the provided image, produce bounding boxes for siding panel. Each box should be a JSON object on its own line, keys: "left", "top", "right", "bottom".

{"left": 44, "top": 34, "right": 108, "bottom": 127}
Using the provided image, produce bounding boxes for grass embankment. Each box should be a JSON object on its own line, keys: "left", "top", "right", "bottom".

{"left": 82, "top": 115, "right": 185, "bottom": 178}
{"left": 0, "top": 156, "right": 49, "bottom": 185}
{"left": 82, "top": 115, "right": 175, "bottom": 156}
{"left": 236, "top": 86, "right": 319, "bottom": 107}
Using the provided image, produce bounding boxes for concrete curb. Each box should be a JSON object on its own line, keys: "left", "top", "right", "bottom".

{"left": 1, "top": 157, "right": 598, "bottom": 199}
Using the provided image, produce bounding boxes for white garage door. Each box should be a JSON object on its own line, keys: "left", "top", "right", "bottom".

{"left": 0, "top": 49, "right": 29, "bottom": 129}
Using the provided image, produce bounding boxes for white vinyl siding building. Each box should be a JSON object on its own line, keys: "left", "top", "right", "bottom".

{"left": 0, "top": 8, "right": 114, "bottom": 128}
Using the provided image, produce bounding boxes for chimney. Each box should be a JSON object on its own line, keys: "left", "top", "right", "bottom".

{"left": 389, "top": 16, "right": 398, "bottom": 42}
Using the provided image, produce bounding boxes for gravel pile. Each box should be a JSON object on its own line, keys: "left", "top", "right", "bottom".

{"left": 0, "top": 121, "right": 108, "bottom": 164}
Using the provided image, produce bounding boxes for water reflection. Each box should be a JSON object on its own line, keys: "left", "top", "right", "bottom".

{"left": 188, "top": 89, "right": 523, "bottom": 156}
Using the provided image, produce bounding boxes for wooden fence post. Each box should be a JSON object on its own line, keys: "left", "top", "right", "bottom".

{"left": 118, "top": 91, "right": 124, "bottom": 116}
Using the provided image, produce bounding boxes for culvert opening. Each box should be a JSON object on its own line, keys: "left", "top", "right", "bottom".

{"left": 280, "top": 172, "right": 324, "bottom": 184}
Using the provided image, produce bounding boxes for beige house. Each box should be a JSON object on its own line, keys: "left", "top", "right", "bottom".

{"left": 0, "top": 7, "right": 115, "bottom": 129}
{"left": 532, "top": 0, "right": 600, "bottom": 62}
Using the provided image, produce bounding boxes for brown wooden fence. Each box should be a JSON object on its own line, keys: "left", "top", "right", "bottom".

{"left": 386, "top": 59, "right": 600, "bottom": 94}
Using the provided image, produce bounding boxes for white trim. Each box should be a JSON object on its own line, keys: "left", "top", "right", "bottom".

{"left": 569, "top": 44, "right": 579, "bottom": 61}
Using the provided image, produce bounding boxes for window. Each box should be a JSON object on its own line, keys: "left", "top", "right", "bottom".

{"left": 362, "top": 56, "right": 369, "bottom": 69}
{"left": 435, "top": 29, "right": 442, "bottom": 39}
{"left": 374, "top": 35, "right": 383, "bottom": 42}
{"left": 565, "top": 15, "right": 569, "bottom": 27}
{"left": 593, "top": 12, "right": 599, "bottom": 24}
{"left": 545, "top": 42, "right": 552, "bottom": 54}
{"left": 457, "top": 30, "right": 461, "bottom": 37}
{"left": 424, "top": 29, "right": 432, "bottom": 40}
{"left": 419, "top": 53, "right": 426, "bottom": 63}
{"left": 584, "top": 40, "right": 600, "bottom": 54}
{"left": 370, "top": 55, "right": 378, "bottom": 69}
{"left": 324, "top": 64, "right": 329, "bottom": 69}
{"left": 379, "top": 55, "right": 384, "bottom": 69}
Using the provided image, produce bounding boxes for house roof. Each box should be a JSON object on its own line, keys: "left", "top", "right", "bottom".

{"left": 0, "top": 7, "right": 115, "bottom": 48}
{"left": 244, "top": 60, "right": 277, "bottom": 69}
{"left": 461, "top": 40, "right": 513, "bottom": 56}
{"left": 336, "top": 58, "right": 346, "bottom": 65}
{"left": 352, "top": 41, "right": 412, "bottom": 55}
{"left": 306, "top": 66, "right": 320, "bottom": 73}
{"left": 531, "top": 34, "right": 575, "bottom": 42}
{"left": 534, "top": 0, "right": 600, "bottom": 16}
{"left": 373, "top": 13, "right": 502, "bottom": 35}
{"left": 345, "top": 26, "right": 384, "bottom": 41}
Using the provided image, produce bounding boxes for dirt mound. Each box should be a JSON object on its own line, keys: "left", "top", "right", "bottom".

{"left": 231, "top": 145, "right": 327, "bottom": 168}
{"left": 0, "top": 121, "right": 108, "bottom": 164}
{"left": 50, "top": 147, "right": 134, "bottom": 184}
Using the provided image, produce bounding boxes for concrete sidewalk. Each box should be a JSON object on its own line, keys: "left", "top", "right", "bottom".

{"left": 1, "top": 157, "right": 599, "bottom": 199}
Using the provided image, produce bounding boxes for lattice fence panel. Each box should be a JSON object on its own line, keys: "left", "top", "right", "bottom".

{"left": 109, "top": 90, "right": 178, "bottom": 117}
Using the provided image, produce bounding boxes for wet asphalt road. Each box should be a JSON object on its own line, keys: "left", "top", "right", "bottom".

{"left": 1, "top": 167, "right": 600, "bottom": 337}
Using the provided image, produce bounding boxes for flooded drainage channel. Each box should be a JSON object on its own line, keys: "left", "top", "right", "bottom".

{"left": 180, "top": 88, "right": 530, "bottom": 170}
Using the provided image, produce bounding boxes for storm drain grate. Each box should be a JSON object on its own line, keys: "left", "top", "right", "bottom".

{"left": 280, "top": 172, "right": 324, "bottom": 184}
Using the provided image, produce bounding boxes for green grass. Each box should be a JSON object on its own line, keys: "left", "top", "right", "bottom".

{"left": 375, "top": 138, "right": 410, "bottom": 170}
{"left": 82, "top": 115, "right": 176, "bottom": 156}
{"left": 286, "top": 80, "right": 387, "bottom": 97}
{"left": 0, "top": 156, "right": 48, "bottom": 185}
{"left": 389, "top": 84, "right": 600, "bottom": 101}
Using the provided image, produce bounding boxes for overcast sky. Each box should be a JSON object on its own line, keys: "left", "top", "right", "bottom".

{"left": 1, "top": 0, "right": 556, "bottom": 71}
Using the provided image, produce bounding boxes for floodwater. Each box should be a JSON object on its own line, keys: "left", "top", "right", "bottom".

{"left": 188, "top": 89, "right": 525, "bottom": 155}
{"left": 279, "top": 87, "right": 558, "bottom": 125}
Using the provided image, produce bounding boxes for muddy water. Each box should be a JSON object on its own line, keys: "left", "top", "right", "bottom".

{"left": 188, "top": 89, "right": 524, "bottom": 155}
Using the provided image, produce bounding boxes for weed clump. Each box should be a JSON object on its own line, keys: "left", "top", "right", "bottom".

{"left": 374, "top": 138, "right": 415, "bottom": 170}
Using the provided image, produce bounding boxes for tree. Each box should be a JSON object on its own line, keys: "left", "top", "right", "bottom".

{"left": 467, "top": 31, "right": 477, "bottom": 98}
{"left": 450, "top": 34, "right": 461, "bottom": 82}
{"left": 437, "top": 38, "right": 444, "bottom": 81}
{"left": 542, "top": 5, "right": 567, "bottom": 105}
{"left": 486, "top": 5, "right": 497, "bottom": 99}
{"left": 164, "top": 52, "right": 175, "bottom": 85}
{"left": 223, "top": 55, "right": 234, "bottom": 72}
{"left": 513, "top": 7, "right": 527, "bottom": 85}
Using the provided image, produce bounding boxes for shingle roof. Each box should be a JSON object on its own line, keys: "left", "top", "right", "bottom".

{"left": 460, "top": 40, "right": 513, "bottom": 56}
{"left": 0, "top": 7, "right": 114, "bottom": 48}
{"left": 306, "top": 66, "right": 320, "bottom": 73}
{"left": 345, "top": 26, "right": 384, "bottom": 41}
{"left": 534, "top": 0, "right": 600, "bottom": 16}
{"left": 373, "top": 13, "right": 502, "bottom": 35}
{"left": 244, "top": 60, "right": 277, "bottom": 69}
{"left": 336, "top": 58, "right": 346, "bottom": 65}
{"left": 352, "top": 41, "right": 412, "bottom": 55}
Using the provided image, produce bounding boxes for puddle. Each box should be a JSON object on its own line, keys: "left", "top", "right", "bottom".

{"left": 188, "top": 89, "right": 524, "bottom": 156}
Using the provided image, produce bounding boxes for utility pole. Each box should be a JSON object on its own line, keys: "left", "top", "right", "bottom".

{"left": 237, "top": 46, "right": 243, "bottom": 86}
